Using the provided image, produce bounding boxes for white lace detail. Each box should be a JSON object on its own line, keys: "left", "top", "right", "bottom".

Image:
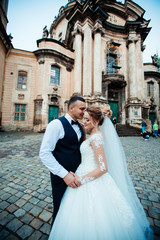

{"left": 80, "top": 177, "right": 94, "bottom": 185}
{"left": 91, "top": 134, "right": 104, "bottom": 148}
{"left": 98, "top": 154, "right": 106, "bottom": 172}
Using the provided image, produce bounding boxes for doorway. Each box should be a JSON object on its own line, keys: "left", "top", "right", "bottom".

{"left": 48, "top": 106, "right": 59, "bottom": 123}
{"left": 108, "top": 101, "right": 118, "bottom": 121}
{"left": 149, "top": 113, "right": 155, "bottom": 125}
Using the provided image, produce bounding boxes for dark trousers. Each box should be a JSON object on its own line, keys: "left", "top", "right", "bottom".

{"left": 50, "top": 173, "right": 67, "bottom": 226}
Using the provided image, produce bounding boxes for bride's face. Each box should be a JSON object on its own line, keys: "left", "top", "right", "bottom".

{"left": 83, "top": 111, "right": 95, "bottom": 133}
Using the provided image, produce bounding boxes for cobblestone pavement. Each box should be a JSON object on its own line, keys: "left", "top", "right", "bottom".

{"left": 0, "top": 132, "right": 160, "bottom": 240}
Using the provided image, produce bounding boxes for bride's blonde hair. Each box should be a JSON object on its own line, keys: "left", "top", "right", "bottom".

{"left": 86, "top": 106, "right": 104, "bottom": 126}
{"left": 100, "top": 104, "right": 112, "bottom": 119}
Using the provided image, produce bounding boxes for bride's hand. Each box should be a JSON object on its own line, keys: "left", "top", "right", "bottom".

{"left": 70, "top": 172, "right": 82, "bottom": 187}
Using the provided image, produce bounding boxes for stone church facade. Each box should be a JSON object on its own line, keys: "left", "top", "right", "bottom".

{"left": 0, "top": 0, "right": 160, "bottom": 131}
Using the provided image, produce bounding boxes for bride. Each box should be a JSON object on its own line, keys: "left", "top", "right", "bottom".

{"left": 48, "top": 105, "right": 153, "bottom": 240}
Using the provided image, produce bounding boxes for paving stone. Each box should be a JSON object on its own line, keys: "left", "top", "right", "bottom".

{"left": 148, "top": 211, "right": 160, "bottom": 220}
{"left": 29, "top": 206, "right": 42, "bottom": 217}
{"left": 30, "top": 191, "right": 39, "bottom": 197}
{"left": 1, "top": 193, "right": 11, "bottom": 201}
{"left": 37, "top": 188, "right": 45, "bottom": 194}
{"left": 0, "top": 214, "right": 14, "bottom": 226}
{"left": 154, "top": 219, "right": 160, "bottom": 228}
{"left": 6, "top": 218, "right": 23, "bottom": 232}
{"left": 22, "top": 202, "right": 34, "bottom": 211}
{"left": 22, "top": 194, "right": 32, "bottom": 200}
{"left": 148, "top": 195, "right": 159, "bottom": 202}
{"left": 14, "top": 209, "right": 26, "bottom": 218}
{"left": 7, "top": 196, "right": 19, "bottom": 204}
{"left": 6, "top": 204, "right": 18, "bottom": 213}
{"left": 15, "top": 192, "right": 24, "bottom": 198}
{"left": 29, "top": 197, "right": 40, "bottom": 204}
{"left": 5, "top": 234, "right": 20, "bottom": 240}
{"left": 3, "top": 187, "right": 12, "bottom": 192}
{"left": 0, "top": 210, "right": 8, "bottom": 220}
{"left": 44, "top": 197, "right": 52, "bottom": 203}
{"left": 38, "top": 194, "right": 46, "bottom": 200}
{"left": 20, "top": 213, "right": 34, "bottom": 224}
{"left": 28, "top": 230, "right": 43, "bottom": 240}
{"left": 24, "top": 189, "right": 33, "bottom": 194}
{"left": 15, "top": 198, "right": 27, "bottom": 207}
{"left": 8, "top": 189, "right": 18, "bottom": 195}
{"left": 40, "top": 235, "right": 49, "bottom": 240}
{"left": 0, "top": 201, "right": 10, "bottom": 210}
{"left": 141, "top": 199, "right": 153, "bottom": 206}
{"left": 0, "top": 229, "right": 10, "bottom": 239}
{"left": 30, "top": 218, "right": 43, "bottom": 229}
{"left": 37, "top": 200, "right": 48, "bottom": 208}
{"left": 16, "top": 225, "right": 34, "bottom": 239}
{"left": 40, "top": 223, "right": 51, "bottom": 235}
{"left": 39, "top": 210, "right": 52, "bottom": 222}
{"left": 153, "top": 202, "right": 160, "bottom": 209}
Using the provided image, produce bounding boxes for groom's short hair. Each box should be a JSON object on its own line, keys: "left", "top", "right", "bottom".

{"left": 68, "top": 96, "right": 85, "bottom": 109}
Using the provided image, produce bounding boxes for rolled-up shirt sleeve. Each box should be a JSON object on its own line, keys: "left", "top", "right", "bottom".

{"left": 39, "top": 119, "right": 68, "bottom": 178}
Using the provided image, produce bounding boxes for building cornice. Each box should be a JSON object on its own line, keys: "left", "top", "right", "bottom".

{"left": 34, "top": 48, "right": 74, "bottom": 71}
{"left": 0, "top": 18, "right": 13, "bottom": 53}
{"left": 37, "top": 38, "right": 74, "bottom": 52}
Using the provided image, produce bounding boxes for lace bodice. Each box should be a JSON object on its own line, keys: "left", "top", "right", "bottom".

{"left": 76, "top": 133, "right": 108, "bottom": 184}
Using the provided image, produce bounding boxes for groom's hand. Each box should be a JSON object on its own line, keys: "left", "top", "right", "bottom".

{"left": 63, "top": 172, "right": 80, "bottom": 188}
{"left": 70, "top": 172, "right": 81, "bottom": 187}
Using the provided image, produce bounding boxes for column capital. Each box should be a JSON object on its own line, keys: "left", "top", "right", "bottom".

{"left": 93, "top": 20, "right": 105, "bottom": 36}
{"left": 126, "top": 36, "right": 138, "bottom": 47}
{"left": 72, "top": 23, "right": 83, "bottom": 37}
{"left": 127, "top": 29, "right": 138, "bottom": 46}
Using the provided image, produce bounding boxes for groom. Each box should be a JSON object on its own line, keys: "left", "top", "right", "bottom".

{"left": 39, "top": 96, "right": 86, "bottom": 224}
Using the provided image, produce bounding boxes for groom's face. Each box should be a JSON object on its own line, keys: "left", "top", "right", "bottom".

{"left": 69, "top": 100, "right": 86, "bottom": 120}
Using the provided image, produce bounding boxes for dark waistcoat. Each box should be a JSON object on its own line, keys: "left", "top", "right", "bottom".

{"left": 52, "top": 116, "right": 84, "bottom": 183}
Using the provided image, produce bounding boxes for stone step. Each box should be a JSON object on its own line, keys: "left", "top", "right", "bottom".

{"left": 116, "top": 124, "right": 142, "bottom": 137}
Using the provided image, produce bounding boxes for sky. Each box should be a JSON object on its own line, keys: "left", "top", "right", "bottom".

{"left": 6, "top": 0, "right": 160, "bottom": 63}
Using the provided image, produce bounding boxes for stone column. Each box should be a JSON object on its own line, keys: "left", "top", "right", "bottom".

{"left": 83, "top": 21, "right": 92, "bottom": 96}
{"left": 128, "top": 37, "right": 137, "bottom": 98}
{"left": 93, "top": 21, "right": 104, "bottom": 96}
{"left": 72, "top": 24, "right": 82, "bottom": 95}
{"left": 104, "top": 81, "right": 111, "bottom": 100}
{"left": 126, "top": 29, "right": 143, "bottom": 124}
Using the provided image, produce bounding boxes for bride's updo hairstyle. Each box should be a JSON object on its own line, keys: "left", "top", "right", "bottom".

{"left": 100, "top": 104, "right": 112, "bottom": 119}
{"left": 86, "top": 106, "right": 104, "bottom": 126}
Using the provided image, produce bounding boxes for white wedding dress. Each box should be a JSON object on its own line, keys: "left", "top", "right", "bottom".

{"left": 49, "top": 132, "right": 152, "bottom": 240}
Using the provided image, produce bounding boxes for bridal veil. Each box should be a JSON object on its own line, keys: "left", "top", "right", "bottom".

{"left": 100, "top": 117, "right": 153, "bottom": 239}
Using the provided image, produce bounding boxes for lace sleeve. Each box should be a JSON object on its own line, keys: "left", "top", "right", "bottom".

{"left": 80, "top": 134, "right": 108, "bottom": 185}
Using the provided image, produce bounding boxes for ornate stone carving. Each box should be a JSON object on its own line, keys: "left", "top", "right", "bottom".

{"left": 42, "top": 26, "right": 49, "bottom": 38}
{"left": 93, "top": 20, "right": 105, "bottom": 36}
{"left": 72, "top": 24, "right": 83, "bottom": 37}
{"left": 151, "top": 54, "right": 158, "bottom": 66}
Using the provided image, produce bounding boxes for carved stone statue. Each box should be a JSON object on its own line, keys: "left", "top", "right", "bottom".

{"left": 151, "top": 54, "right": 158, "bottom": 65}
{"left": 8, "top": 33, "right": 13, "bottom": 41}
{"left": 42, "top": 26, "right": 49, "bottom": 38}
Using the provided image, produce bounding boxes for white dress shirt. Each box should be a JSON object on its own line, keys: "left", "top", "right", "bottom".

{"left": 39, "top": 113, "right": 82, "bottom": 178}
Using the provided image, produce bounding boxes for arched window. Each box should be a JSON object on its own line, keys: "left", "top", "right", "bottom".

{"left": 50, "top": 66, "right": 60, "bottom": 85}
{"left": 17, "top": 71, "right": 27, "bottom": 89}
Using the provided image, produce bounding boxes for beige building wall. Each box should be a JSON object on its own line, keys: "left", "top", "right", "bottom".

{"left": 2, "top": 49, "right": 37, "bottom": 130}
{"left": 1, "top": 0, "right": 159, "bottom": 131}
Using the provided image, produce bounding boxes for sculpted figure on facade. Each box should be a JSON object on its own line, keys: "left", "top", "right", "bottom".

{"left": 152, "top": 54, "right": 158, "bottom": 65}
{"left": 42, "top": 25, "right": 49, "bottom": 38}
